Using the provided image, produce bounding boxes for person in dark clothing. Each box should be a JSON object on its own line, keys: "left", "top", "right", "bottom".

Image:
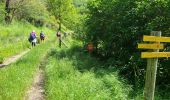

{"left": 56, "top": 31, "right": 62, "bottom": 48}
{"left": 40, "top": 31, "right": 45, "bottom": 43}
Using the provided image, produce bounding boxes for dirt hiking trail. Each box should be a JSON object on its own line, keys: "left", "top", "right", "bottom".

{"left": 23, "top": 54, "right": 48, "bottom": 100}
{"left": 0, "top": 49, "right": 30, "bottom": 68}
{"left": 24, "top": 69, "right": 45, "bottom": 100}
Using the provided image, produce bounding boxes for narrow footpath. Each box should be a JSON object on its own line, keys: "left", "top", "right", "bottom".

{"left": 24, "top": 38, "right": 68, "bottom": 100}
{"left": 0, "top": 49, "right": 30, "bottom": 68}
{"left": 24, "top": 69, "right": 45, "bottom": 100}
{"left": 23, "top": 52, "right": 49, "bottom": 100}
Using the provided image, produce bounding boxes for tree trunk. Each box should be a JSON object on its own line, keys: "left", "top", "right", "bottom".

{"left": 59, "top": 19, "right": 61, "bottom": 31}
{"left": 10, "top": 8, "right": 16, "bottom": 23}
{"left": 5, "top": 0, "right": 11, "bottom": 23}
{"left": 58, "top": 1, "right": 62, "bottom": 31}
{"left": 58, "top": 12, "right": 61, "bottom": 31}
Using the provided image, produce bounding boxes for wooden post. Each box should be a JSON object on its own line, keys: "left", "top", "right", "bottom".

{"left": 144, "top": 31, "right": 161, "bottom": 100}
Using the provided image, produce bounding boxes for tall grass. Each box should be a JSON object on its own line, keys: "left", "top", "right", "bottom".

{"left": 45, "top": 44, "right": 132, "bottom": 100}
{"left": 0, "top": 39, "right": 53, "bottom": 100}
{"left": 0, "top": 21, "right": 54, "bottom": 63}
{"left": 133, "top": 90, "right": 170, "bottom": 100}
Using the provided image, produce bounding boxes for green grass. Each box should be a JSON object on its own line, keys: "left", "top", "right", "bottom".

{"left": 45, "top": 42, "right": 132, "bottom": 100}
{"left": 133, "top": 90, "right": 170, "bottom": 100}
{"left": 0, "top": 21, "right": 54, "bottom": 63}
{"left": 0, "top": 39, "right": 54, "bottom": 100}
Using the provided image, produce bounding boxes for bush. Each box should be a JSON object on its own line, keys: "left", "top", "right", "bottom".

{"left": 85, "top": 0, "right": 170, "bottom": 98}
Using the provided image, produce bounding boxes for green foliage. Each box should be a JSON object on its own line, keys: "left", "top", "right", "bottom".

{"left": 47, "top": 0, "right": 74, "bottom": 18}
{"left": 85, "top": 0, "right": 170, "bottom": 98}
{"left": 0, "top": 38, "right": 53, "bottom": 100}
{"left": 47, "top": 0, "right": 85, "bottom": 32}
{"left": 69, "top": 0, "right": 88, "bottom": 40}
{"left": 45, "top": 44, "right": 132, "bottom": 100}
{"left": 0, "top": 2, "right": 5, "bottom": 22}
{"left": 14, "top": 0, "right": 49, "bottom": 25}
{"left": 47, "top": 0, "right": 74, "bottom": 24}
{"left": 0, "top": 21, "right": 54, "bottom": 63}
{"left": 73, "top": 0, "right": 88, "bottom": 14}
{"left": 0, "top": 57, "right": 4, "bottom": 64}
{"left": 0, "top": 0, "right": 50, "bottom": 25}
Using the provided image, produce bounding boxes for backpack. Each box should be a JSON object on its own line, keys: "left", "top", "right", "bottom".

{"left": 56, "top": 32, "right": 61, "bottom": 37}
{"left": 40, "top": 32, "right": 45, "bottom": 37}
{"left": 28, "top": 33, "right": 35, "bottom": 42}
{"left": 28, "top": 37, "right": 32, "bottom": 42}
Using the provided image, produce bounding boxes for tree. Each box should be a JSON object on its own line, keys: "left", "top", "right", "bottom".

{"left": 5, "top": 0, "right": 10, "bottom": 23}
{"left": 15, "top": 0, "right": 49, "bottom": 25}
{"left": 85, "top": 0, "right": 170, "bottom": 92}
{"left": 47, "top": 0, "right": 77, "bottom": 31}
{"left": 3, "top": 0, "right": 49, "bottom": 24}
{"left": 0, "top": 1, "right": 5, "bottom": 22}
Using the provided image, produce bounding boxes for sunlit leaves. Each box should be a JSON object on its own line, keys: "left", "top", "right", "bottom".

{"left": 85, "top": 0, "right": 170, "bottom": 90}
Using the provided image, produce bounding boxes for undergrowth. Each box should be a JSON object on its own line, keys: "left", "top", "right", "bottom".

{"left": 0, "top": 39, "right": 53, "bottom": 100}
{"left": 45, "top": 42, "right": 132, "bottom": 100}
{"left": 0, "top": 21, "right": 54, "bottom": 63}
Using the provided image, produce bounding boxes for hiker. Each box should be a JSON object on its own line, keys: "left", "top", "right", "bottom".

{"left": 64, "top": 32, "right": 67, "bottom": 38}
{"left": 28, "top": 30, "right": 37, "bottom": 47}
{"left": 87, "top": 43, "right": 94, "bottom": 53}
{"left": 40, "top": 31, "right": 45, "bottom": 43}
{"left": 56, "top": 30, "right": 62, "bottom": 48}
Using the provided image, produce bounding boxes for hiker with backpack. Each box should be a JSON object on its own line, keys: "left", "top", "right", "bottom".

{"left": 28, "top": 30, "right": 37, "bottom": 47}
{"left": 56, "top": 30, "right": 62, "bottom": 48}
{"left": 40, "top": 31, "right": 45, "bottom": 43}
{"left": 64, "top": 32, "right": 67, "bottom": 38}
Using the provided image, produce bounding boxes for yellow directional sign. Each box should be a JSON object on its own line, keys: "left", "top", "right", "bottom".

{"left": 143, "top": 35, "right": 170, "bottom": 42}
{"left": 141, "top": 52, "right": 170, "bottom": 58}
{"left": 138, "top": 43, "right": 164, "bottom": 49}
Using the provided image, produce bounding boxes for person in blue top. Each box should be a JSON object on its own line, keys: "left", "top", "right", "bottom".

{"left": 28, "top": 30, "right": 37, "bottom": 47}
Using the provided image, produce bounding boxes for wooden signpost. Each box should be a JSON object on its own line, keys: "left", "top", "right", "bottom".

{"left": 138, "top": 31, "right": 170, "bottom": 100}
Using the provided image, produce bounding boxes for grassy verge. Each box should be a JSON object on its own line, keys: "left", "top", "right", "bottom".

{"left": 0, "top": 39, "right": 54, "bottom": 100}
{"left": 0, "top": 21, "right": 54, "bottom": 63}
{"left": 45, "top": 41, "right": 132, "bottom": 100}
{"left": 133, "top": 89, "right": 170, "bottom": 100}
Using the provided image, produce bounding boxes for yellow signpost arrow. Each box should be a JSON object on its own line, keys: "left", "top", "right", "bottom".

{"left": 143, "top": 35, "right": 170, "bottom": 42}
{"left": 141, "top": 52, "right": 170, "bottom": 58}
{"left": 138, "top": 31, "right": 165, "bottom": 100}
{"left": 138, "top": 32, "right": 170, "bottom": 100}
{"left": 138, "top": 43, "right": 164, "bottom": 49}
